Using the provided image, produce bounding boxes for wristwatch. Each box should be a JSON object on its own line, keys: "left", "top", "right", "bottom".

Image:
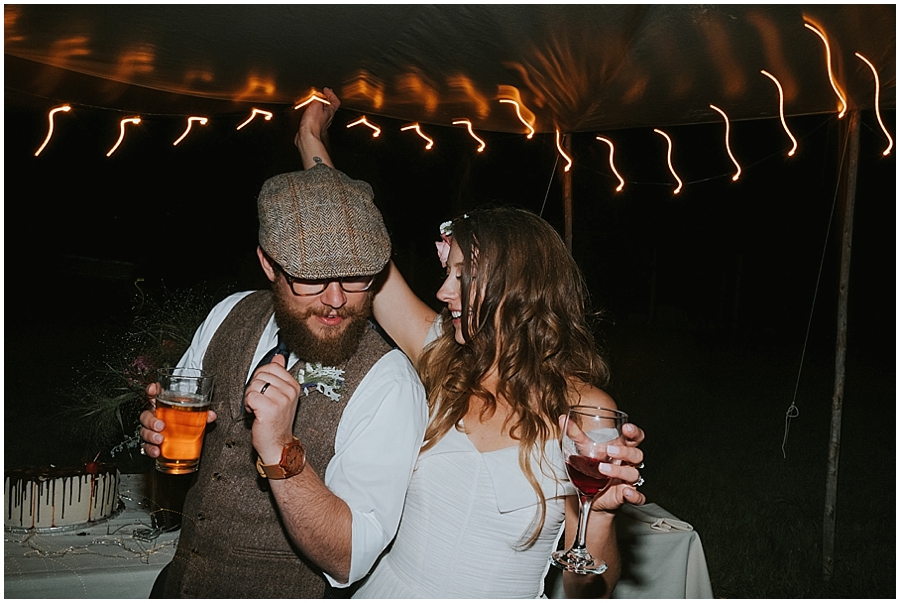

{"left": 256, "top": 438, "right": 306, "bottom": 479}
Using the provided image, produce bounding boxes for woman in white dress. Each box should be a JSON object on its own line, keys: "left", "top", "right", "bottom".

{"left": 298, "top": 89, "right": 646, "bottom": 598}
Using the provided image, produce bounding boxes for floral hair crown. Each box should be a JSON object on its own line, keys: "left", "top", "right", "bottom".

{"left": 435, "top": 220, "right": 453, "bottom": 268}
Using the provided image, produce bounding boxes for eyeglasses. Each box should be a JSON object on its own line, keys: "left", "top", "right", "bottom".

{"left": 281, "top": 270, "right": 376, "bottom": 297}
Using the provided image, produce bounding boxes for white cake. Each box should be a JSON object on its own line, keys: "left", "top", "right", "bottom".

{"left": 5, "top": 464, "right": 120, "bottom": 530}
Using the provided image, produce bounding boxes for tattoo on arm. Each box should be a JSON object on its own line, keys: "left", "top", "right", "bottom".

{"left": 313, "top": 156, "right": 323, "bottom": 165}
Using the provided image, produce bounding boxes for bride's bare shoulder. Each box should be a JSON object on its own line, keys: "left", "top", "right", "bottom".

{"left": 570, "top": 381, "right": 617, "bottom": 410}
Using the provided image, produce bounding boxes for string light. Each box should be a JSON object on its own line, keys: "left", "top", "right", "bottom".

{"left": 396, "top": 72, "right": 439, "bottom": 114}
{"left": 235, "top": 76, "right": 276, "bottom": 101}
{"left": 34, "top": 104, "right": 71, "bottom": 157}
{"left": 499, "top": 99, "right": 535, "bottom": 139}
{"left": 760, "top": 70, "right": 798, "bottom": 156}
{"left": 555, "top": 129, "right": 572, "bottom": 172}
{"left": 804, "top": 20, "right": 847, "bottom": 118}
{"left": 172, "top": 116, "right": 208, "bottom": 146}
{"left": 653, "top": 129, "right": 683, "bottom": 194}
{"left": 292, "top": 93, "right": 330, "bottom": 110}
{"left": 452, "top": 119, "right": 486, "bottom": 152}
{"left": 595, "top": 136, "right": 625, "bottom": 192}
{"left": 346, "top": 116, "right": 382, "bottom": 137}
{"left": 21, "top": 37, "right": 888, "bottom": 190}
{"left": 854, "top": 52, "right": 893, "bottom": 156}
{"left": 343, "top": 70, "right": 386, "bottom": 109}
{"left": 447, "top": 75, "right": 491, "bottom": 119}
{"left": 106, "top": 117, "right": 141, "bottom": 157}
{"left": 400, "top": 123, "right": 434, "bottom": 150}
{"left": 236, "top": 108, "right": 273, "bottom": 131}
{"left": 709, "top": 104, "right": 742, "bottom": 181}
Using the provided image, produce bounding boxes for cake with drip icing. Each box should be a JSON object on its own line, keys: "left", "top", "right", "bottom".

{"left": 4, "top": 464, "right": 120, "bottom": 530}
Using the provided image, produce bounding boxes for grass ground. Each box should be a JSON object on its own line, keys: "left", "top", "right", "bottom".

{"left": 606, "top": 319, "right": 895, "bottom": 598}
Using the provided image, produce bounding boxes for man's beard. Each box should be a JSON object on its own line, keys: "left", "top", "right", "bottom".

{"left": 272, "top": 287, "right": 373, "bottom": 367}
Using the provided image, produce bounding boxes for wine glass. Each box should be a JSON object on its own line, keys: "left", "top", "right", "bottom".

{"left": 551, "top": 405, "right": 628, "bottom": 574}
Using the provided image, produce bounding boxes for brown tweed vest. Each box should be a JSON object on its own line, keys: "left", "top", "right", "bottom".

{"left": 162, "top": 291, "right": 392, "bottom": 598}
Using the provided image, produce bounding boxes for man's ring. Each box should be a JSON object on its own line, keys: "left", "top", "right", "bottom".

{"left": 637, "top": 462, "right": 645, "bottom": 469}
{"left": 633, "top": 476, "right": 645, "bottom": 488}
{"left": 260, "top": 382, "right": 271, "bottom": 395}
{"left": 140, "top": 446, "right": 147, "bottom": 456}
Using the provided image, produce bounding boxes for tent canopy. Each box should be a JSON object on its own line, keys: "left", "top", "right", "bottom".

{"left": 5, "top": 4, "right": 895, "bottom": 133}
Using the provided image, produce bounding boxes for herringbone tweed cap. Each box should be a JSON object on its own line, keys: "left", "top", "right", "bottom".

{"left": 258, "top": 164, "right": 391, "bottom": 279}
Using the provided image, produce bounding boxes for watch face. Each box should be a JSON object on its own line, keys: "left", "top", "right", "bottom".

{"left": 283, "top": 442, "right": 305, "bottom": 472}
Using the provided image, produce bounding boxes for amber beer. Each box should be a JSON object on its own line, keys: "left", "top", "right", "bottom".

{"left": 155, "top": 368, "right": 214, "bottom": 474}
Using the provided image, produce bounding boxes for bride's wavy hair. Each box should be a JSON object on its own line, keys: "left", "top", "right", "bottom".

{"left": 418, "top": 206, "right": 610, "bottom": 546}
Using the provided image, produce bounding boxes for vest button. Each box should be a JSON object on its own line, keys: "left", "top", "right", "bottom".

{"left": 197, "top": 512, "right": 206, "bottom": 521}
{"left": 225, "top": 439, "right": 236, "bottom": 448}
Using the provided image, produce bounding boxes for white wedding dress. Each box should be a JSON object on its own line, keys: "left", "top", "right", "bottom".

{"left": 353, "top": 426, "right": 574, "bottom": 598}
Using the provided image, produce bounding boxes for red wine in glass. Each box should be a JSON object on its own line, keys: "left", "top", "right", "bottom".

{"left": 565, "top": 454, "right": 612, "bottom": 496}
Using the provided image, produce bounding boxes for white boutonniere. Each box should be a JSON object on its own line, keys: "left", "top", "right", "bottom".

{"left": 295, "top": 363, "right": 345, "bottom": 402}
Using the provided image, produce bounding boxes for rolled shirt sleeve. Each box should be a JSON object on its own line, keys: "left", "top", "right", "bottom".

{"left": 323, "top": 349, "right": 428, "bottom": 587}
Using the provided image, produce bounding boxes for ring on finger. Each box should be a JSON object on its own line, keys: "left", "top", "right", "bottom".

{"left": 140, "top": 446, "right": 147, "bottom": 456}
{"left": 633, "top": 475, "right": 645, "bottom": 488}
{"left": 260, "top": 382, "right": 271, "bottom": 395}
{"left": 637, "top": 462, "right": 645, "bottom": 469}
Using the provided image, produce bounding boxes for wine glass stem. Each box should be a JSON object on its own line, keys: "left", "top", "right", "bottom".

{"left": 573, "top": 493, "right": 595, "bottom": 552}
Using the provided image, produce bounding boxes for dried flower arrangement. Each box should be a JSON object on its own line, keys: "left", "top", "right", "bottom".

{"left": 58, "top": 282, "right": 228, "bottom": 463}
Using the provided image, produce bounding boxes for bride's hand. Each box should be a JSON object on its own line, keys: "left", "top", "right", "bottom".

{"left": 592, "top": 422, "right": 646, "bottom": 513}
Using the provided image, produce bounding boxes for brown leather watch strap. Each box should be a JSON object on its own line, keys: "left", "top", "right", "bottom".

{"left": 256, "top": 438, "right": 306, "bottom": 479}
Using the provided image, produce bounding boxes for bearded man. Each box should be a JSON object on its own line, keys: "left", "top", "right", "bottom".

{"left": 139, "top": 156, "right": 427, "bottom": 598}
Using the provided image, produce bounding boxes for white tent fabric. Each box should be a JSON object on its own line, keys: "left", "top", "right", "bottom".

{"left": 5, "top": 5, "right": 895, "bottom": 132}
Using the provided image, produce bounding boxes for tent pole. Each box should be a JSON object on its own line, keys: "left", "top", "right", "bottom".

{"left": 823, "top": 110, "right": 860, "bottom": 579}
{"left": 562, "top": 134, "right": 573, "bottom": 252}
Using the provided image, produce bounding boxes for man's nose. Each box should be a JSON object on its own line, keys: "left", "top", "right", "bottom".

{"left": 319, "top": 281, "right": 348, "bottom": 309}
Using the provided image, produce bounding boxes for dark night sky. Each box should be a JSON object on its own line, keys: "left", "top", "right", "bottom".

{"left": 4, "top": 98, "right": 896, "bottom": 361}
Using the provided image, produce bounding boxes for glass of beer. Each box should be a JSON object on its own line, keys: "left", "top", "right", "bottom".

{"left": 155, "top": 368, "right": 215, "bottom": 474}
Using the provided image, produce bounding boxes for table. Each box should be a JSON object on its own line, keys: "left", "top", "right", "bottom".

{"left": 5, "top": 474, "right": 177, "bottom": 599}
{"left": 6, "top": 479, "right": 711, "bottom": 599}
{"left": 546, "top": 502, "right": 714, "bottom": 598}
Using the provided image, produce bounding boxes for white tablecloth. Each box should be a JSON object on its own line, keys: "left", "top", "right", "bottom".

{"left": 4, "top": 474, "right": 178, "bottom": 599}
{"left": 546, "top": 502, "right": 714, "bottom": 598}
{"left": 6, "top": 479, "right": 711, "bottom": 599}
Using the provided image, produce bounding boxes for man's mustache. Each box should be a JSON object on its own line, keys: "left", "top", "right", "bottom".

{"left": 307, "top": 307, "right": 353, "bottom": 319}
